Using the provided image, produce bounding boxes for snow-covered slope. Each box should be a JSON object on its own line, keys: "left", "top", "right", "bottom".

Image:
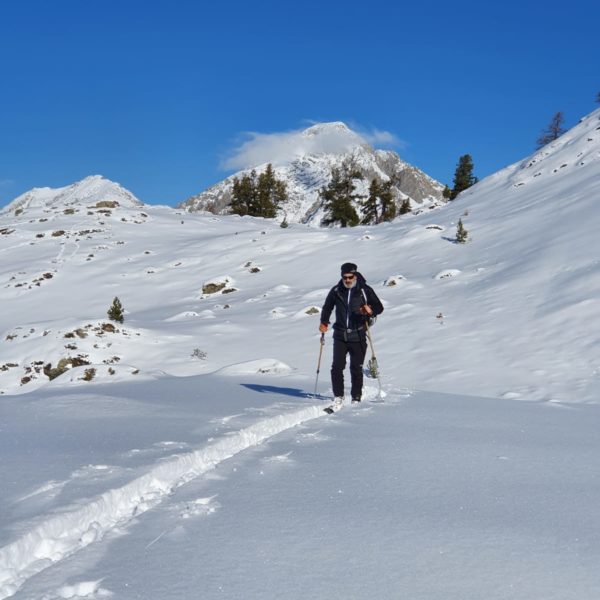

{"left": 179, "top": 122, "right": 445, "bottom": 224}
{"left": 1, "top": 110, "right": 600, "bottom": 599}
{"left": 1, "top": 111, "right": 599, "bottom": 402}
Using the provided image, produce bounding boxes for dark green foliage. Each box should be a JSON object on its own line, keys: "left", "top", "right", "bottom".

{"left": 361, "top": 179, "right": 380, "bottom": 225}
{"left": 380, "top": 180, "right": 397, "bottom": 222}
{"left": 108, "top": 297, "right": 124, "bottom": 323}
{"left": 442, "top": 185, "right": 452, "bottom": 200}
{"left": 230, "top": 164, "right": 288, "bottom": 218}
{"left": 361, "top": 179, "right": 397, "bottom": 224}
{"left": 450, "top": 155, "right": 478, "bottom": 200}
{"left": 399, "top": 198, "right": 411, "bottom": 215}
{"left": 320, "top": 166, "right": 362, "bottom": 227}
{"left": 456, "top": 218, "right": 468, "bottom": 243}
{"left": 230, "top": 170, "right": 257, "bottom": 216}
{"left": 256, "top": 163, "right": 288, "bottom": 218}
{"left": 536, "top": 112, "right": 566, "bottom": 149}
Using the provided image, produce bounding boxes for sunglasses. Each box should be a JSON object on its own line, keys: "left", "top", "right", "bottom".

{"left": 342, "top": 274, "right": 356, "bottom": 281}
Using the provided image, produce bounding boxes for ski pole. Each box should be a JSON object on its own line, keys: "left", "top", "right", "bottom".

{"left": 364, "top": 321, "right": 383, "bottom": 399}
{"left": 313, "top": 332, "right": 325, "bottom": 398}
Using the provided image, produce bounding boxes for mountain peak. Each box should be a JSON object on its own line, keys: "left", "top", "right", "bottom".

{"left": 3, "top": 175, "right": 144, "bottom": 214}
{"left": 180, "top": 121, "right": 444, "bottom": 224}
{"left": 299, "top": 121, "right": 365, "bottom": 152}
{"left": 302, "top": 121, "right": 353, "bottom": 136}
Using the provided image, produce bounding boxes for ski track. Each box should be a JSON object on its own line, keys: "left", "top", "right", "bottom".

{"left": 0, "top": 403, "right": 326, "bottom": 599}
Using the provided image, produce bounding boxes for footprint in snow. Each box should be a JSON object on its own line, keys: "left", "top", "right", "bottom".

{"left": 295, "top": 429, "right": 330, "bottom": 444}
{"left": 54, "top": 579, "right": 111, "bottom": 599}
{"left": 261, "top": 451, "right": 293, "bottom": 464}
{"left": 210, "top": 413, "right": 244, "bottom": 425}
{"left": 172, "top": 495, "right": 220, "bottom": 519}
{"left": 122, "top": 441, "right": 190, "bottom": 459}
{"left": 18, "top": 479, "right": 66, "bottom": 503}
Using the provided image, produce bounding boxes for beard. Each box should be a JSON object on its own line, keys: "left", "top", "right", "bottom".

{"left": 343, "top": 279, "right": 357, "bottom": 289}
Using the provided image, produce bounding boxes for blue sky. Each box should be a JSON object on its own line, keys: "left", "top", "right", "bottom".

{"left": 1, "top": 0, "right": 598, "bottom": 206}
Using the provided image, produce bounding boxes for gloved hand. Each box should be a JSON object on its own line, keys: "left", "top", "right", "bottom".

{"left": 360, "top": 304, "right": 373, "bottom": 316}
{"left": 319, "top": 323, "right": 328, "bottom": 333}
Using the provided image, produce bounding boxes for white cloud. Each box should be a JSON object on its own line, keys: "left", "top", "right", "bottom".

{"left": 221, "top": 122, "right": 405, "bottom": 171}
{"left": 360, "top": 128, "right": 404, "bottom": 147}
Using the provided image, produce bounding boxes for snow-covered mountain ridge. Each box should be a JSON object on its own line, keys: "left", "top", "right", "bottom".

{"left": 2, "top": 175, "right": 143, "bottom": 215}
{"left": 0, "top": 110, "right": 599, "bottom": 403}
{"left": 178, "top": 122, "right": 445, "bottom": 224}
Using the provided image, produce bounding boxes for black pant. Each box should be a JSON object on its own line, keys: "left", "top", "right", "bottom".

{"left": 331, "top": 337, "right": 367, "bottom": 399}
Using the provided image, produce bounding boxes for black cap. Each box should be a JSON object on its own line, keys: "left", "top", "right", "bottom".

{"left": 341, "top": 262, "right": 357, "bottom": 275}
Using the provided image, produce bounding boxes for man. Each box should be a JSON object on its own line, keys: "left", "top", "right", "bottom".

{"left": 319, "top": 262, "right": 384, "bottom": 410}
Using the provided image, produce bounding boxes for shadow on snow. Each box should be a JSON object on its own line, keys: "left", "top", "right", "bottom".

{"left": 241, "top": 383, "right": 328, "bottom": 401}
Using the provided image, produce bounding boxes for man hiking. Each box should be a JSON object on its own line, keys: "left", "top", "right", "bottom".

{"left": 319, "top": 262, "right": 384, "bottom": 410}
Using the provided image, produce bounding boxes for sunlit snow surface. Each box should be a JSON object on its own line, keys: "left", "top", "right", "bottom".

{"left": 1, "top": 111, "right": 600, "bottom": 598}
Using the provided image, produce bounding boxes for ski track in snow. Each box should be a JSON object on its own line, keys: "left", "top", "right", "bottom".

{"left": 0, "top": 402, "right": 328, "bottom": 599}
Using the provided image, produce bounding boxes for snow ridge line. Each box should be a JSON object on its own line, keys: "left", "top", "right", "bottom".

{"left": 0, "top": 403, "right": 325, "bottom": 599}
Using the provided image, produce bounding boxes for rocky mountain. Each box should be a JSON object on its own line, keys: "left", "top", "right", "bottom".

{"left": 178, "top": 122, "right": 445, "bottom": 224}
{"left": 2, "top": 175, "right": 143, "bottom": 215}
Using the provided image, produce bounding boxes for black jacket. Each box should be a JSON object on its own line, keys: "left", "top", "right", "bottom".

{"left": 320, "top": 272, "right": 384, "bottom": 342}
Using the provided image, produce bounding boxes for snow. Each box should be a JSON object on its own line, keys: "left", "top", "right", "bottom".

{"left": 0, "top": 109, "right": 600, "bottom": 598}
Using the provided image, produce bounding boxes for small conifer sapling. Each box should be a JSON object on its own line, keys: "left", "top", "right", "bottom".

{"left": 399, "top": 198, "right": 411, "bottom": 215}
{"left": 108, "top": 297, "right": 125, "bottom": 323}
{"left": 456, "top": 219, "right": 468, "bottom": 243}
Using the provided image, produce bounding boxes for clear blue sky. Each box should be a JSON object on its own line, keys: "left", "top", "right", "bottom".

{"left": 1, "top": 0, "right": 598, "bottom": 206}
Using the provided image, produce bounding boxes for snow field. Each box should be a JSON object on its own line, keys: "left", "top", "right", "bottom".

{"left": 14, "top": 388, "right": 600, "bottom": 600}
{"left": 0, "top": 400, "right": 326, "bottom": 598}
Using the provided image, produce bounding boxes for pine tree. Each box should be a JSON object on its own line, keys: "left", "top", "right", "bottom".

{"left": 361, "top": 178, "right": 396, "bottom": 225}
{"left": 442, "top": 185, "right": 452, "bottom": 200}
{"left": 108, "top": 297, "right": 124, "bottom": 323}
{"left": 361, "top": 179, "right": 380, "bottom": 225}
{"left": 320, "top": 167, "right": 361, "bottom": 228}
{"left": 230, "top": 170, "right": 257, "bottom": 216}
{"left": 596, "top": 91, "right": 600, "bottom": 104}
{"left": 450, "top": 155, "right": 477, "bottom": 200}
{"left": 456, "top": 219, "right": 468, "bottom": 243}
{"left": 399, "top": 198, "right": 411, "bottom": 215}
{"left": 230, "top": 164, "right": 287, "bottom": 218}
{"left": 536, "top": 112, "right": 566, "bottom": 149}
{"left": 379, "top": 179, "right": 396, "bottom": 222}
{"left": 256, "top": 163, "right": 288, "bottom": 218}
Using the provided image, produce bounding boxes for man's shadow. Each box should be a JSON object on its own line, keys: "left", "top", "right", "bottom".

{"left": 241, "top": 383, "right": 327, "bottom": 401}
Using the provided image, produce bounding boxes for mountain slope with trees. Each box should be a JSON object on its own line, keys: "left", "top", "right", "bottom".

{"left": 178, "top": 122, "right": 445, "bottom": 225}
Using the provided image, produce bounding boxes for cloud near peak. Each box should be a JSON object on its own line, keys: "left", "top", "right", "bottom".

{"left": 221, "top": 122, "right": 404, "bottom": 172}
